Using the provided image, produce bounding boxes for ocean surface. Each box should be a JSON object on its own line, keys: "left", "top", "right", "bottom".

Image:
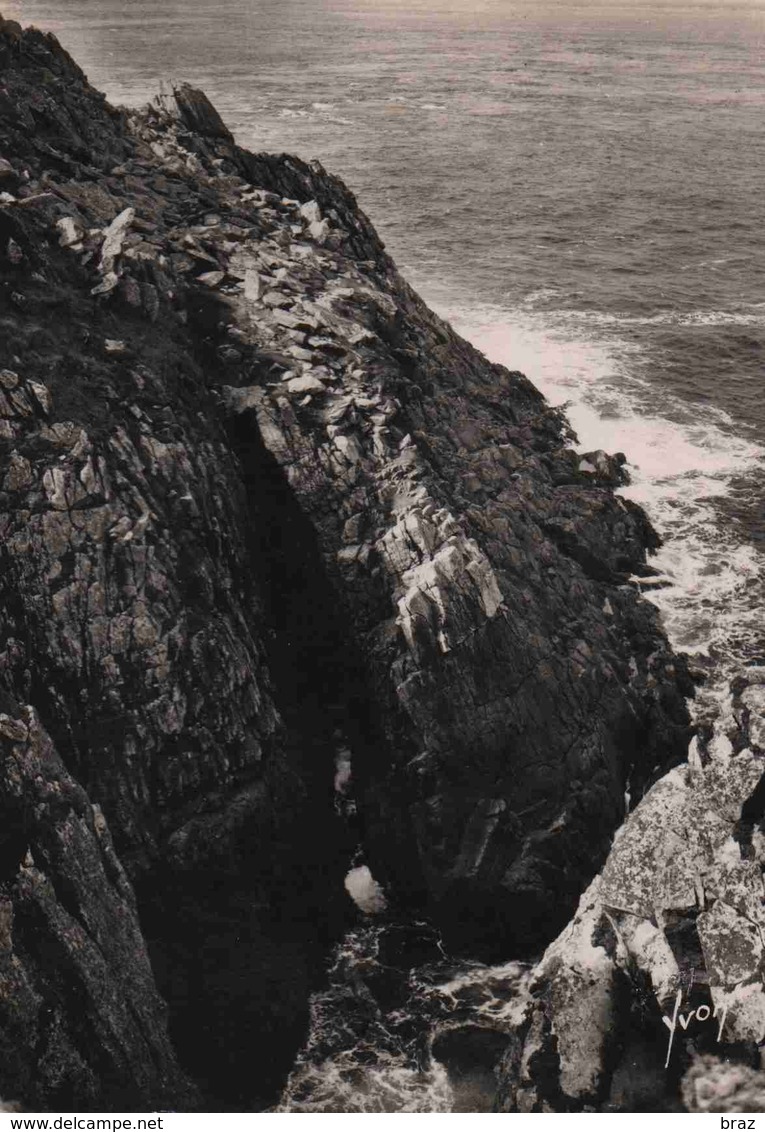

{"left": 6, "top": 0, "right": 765, "bottom": 1110}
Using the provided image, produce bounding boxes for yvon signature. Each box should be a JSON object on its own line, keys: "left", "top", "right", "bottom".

{"left": 662, "top": 989, "right": 728, "bottom": 1068}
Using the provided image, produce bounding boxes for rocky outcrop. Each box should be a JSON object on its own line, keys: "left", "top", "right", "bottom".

{"left": 0, "top": 16, "right": 692, "bottom": 1111}
{"left": 196, "top": 158, "right": 691, "bottom": 962}
{"left": 0, "top": 698, "right": 196, "bottom": 1111}
{"left": 497, "top": 675, "right": 765, "bottom": 1112}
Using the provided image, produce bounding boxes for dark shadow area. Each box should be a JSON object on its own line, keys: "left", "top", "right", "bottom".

{"left": 431, "top": 1027, "right": 509, "bottom": 1112}
{"left": 136, "top": 400, "right": 400, "bottom": 1109}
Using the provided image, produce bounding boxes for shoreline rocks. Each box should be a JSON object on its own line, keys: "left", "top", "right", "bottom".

{"left": 496, "top": 674, "right": 765, "bottom": 1113}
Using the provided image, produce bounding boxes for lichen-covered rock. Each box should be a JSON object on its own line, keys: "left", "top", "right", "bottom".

{"left": 683, "top": 1055, "right": 765, "bottom": 1113}
{"left": 1, "top": 16, "right": 693, "bottom": 1111}
{"left": 497, "top": 676, "right": 765, "bottom": 1112}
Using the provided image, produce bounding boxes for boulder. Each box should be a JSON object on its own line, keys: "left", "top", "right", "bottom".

{"left": 300, "top": 200, "right": 322, "bottom": 225}
{"left": 98, "top": 206, "right": 135, "bottom": 274}
{"left": 683, "top": 1056, "right": 765, "bottom": 1113}
{"left": 173, "top": 83, "right": 234, "bottom": 141}
{"left": 578, "top": 449, "right": 629, "bottom": 487}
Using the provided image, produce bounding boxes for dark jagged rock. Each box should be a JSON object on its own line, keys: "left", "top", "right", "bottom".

{"left": 0, "top": 698, "right": 197, "bottom": 1111}
{"left": 173, "top": 83, "right": 233, "bottom": 142}
{"left": 1, "top": 16, "right": 693, "bottom": 1111}
{"left": 577, "top": 449, "right": 629, "bottom": 488}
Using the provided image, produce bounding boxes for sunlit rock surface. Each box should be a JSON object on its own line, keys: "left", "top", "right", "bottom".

{"left": 497, "top": 676, "right": 765, "bottom": 1112}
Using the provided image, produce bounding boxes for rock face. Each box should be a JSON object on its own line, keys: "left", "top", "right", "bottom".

{"left": 497, "top": 675, "right": 765, "bottom": 1112}
{"left": 0, "top": 17, "right": 692, "bottom": 1111}
{"left": 0, "top": 699, "right": 196, "bottom": 1111}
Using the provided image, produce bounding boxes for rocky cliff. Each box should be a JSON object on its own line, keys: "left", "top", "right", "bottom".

{"left": 0, "top": 15, "right": 693, "bottom": 1111}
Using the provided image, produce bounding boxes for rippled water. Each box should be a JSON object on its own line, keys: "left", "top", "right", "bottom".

{"left": 6, "top": 0, "right": 765, "bottom": 1110}
{"left": 8, "top": 0, "right": 765, "bottom": 663}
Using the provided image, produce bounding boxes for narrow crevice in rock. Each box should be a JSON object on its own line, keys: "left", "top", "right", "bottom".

{"left": 225, "top": 408, "right": 378, "bottom": 782}
{"left": 132, "top": 400, "right": 402, "bottom": 1108}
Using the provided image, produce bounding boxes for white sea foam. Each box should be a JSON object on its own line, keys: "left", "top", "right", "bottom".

{"left": 424, "top": 959, "right": 532, "bottom": 1029}
{"left": 279, "top": 1048, "right": 453, "bottom": 1113}
{"left": 344, "top": 865, "right": 387, "bottom": 914}
{"left": 277, "top": 924, "right": 455, "bottom": 1112}
{"left": 437, "top": 302, "right": 765, "bottom": 669}
{"left": 278, "top": 925, "right": 530, "bottom": 1113}
{"left": 521, "top": 305, "right": 765, "bottom": 329}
